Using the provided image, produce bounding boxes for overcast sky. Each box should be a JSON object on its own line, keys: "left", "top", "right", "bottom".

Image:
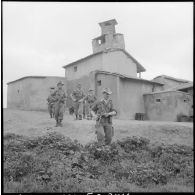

{"left": 3, "top": 2, "right": 193, "bottom": 107}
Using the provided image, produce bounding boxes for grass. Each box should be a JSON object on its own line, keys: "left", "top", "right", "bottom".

{"left": 3, "top": 132, "right": 194, "bottom": 192}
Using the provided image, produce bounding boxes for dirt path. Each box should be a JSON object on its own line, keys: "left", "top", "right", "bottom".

{"left": 3, "top": 109, "right": 193, "bottom": 146}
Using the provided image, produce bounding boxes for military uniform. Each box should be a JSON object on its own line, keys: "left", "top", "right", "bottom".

{"left": 47, "top": 93, "right": 56, "bottom": 118}
{"left": 83, "top": 92, "right": 97, "bottom": 120}
{"left": 53, "top": 81, "right": 67, "bottom": 126}
{"left": 92, "top": 91, "right": 117, "bottom": 145}
{"left": 71, "top": 88, "right": 85, "bottom": 119}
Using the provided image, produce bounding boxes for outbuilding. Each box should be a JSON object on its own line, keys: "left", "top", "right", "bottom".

{"left": 7, "top": 76, "right": 66, "bottom": 111}
{"left": 143, "top": 90, "right": 193, "bottom": 121}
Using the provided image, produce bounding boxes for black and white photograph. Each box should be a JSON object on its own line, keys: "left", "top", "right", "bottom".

{"left": 2, "top": 1, "right": 193, "bottom": 193}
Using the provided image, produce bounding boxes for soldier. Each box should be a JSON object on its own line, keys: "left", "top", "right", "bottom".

{"left": 47, "top": 87, "right": 56, "bottom": 118}
{"left": 71, "top": 83, "right": 85, "bottom": 120}
{"left": 91, "top": 88, "right": 117, "bottom": 146}
{"left": 53, "top": 81, "right": 67, "bottom": 127}
{"left": 83, "top": 88, "right": 97, "bottom": 120}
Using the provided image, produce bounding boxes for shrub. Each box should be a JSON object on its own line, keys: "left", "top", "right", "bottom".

{"left": 3, "top": 133, "right": 194, "bottom": 192}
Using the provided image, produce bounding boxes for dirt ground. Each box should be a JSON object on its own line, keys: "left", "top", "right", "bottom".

{"left": 3, "top": 108, "right": 193, "bottom": 146}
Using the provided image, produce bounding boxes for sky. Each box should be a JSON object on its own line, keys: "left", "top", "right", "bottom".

{"left": 2, "top": 2, "right": 193, "bottom": 108}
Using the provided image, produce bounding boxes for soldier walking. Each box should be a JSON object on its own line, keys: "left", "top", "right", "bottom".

{"left": 53, "top": 81, "right": 67, "bottom": 127}
{"left": 47, "top": 87, "right": 56, "bottom": 118}
{"left": 91, "top": 88, "right": 117, "bottom": 146}
{"left": 83, "top": 88, "right": 97, "bottom": 120}
{"left": 71, "top": 83, "right": 85, "bottom": 120}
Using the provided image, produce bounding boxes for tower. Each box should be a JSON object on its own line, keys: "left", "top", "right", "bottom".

{"left": 92, "top": 19, "right": 125, "bottom": 53}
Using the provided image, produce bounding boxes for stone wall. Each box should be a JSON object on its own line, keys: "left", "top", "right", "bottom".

{"left": 143, "top": 91, "right": 193, "bottom": 121}
{"left": 7, "top": 77, "right": 66, "bottom": 111}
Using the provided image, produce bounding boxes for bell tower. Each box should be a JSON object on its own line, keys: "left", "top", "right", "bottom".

{"left": 92, "top": 19, "right": 125, "bottom": 53}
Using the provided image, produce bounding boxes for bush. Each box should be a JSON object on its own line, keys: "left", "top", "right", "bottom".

{"left": 3, "top": 133, "right": 194, "bottom": 192}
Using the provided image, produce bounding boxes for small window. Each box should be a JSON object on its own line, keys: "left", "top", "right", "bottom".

{"left": 105, "top": 22, "right": 111, "bottom": 26}
{"left": 184, "top": 99, "right": 187, "bottom": 103}
{"left": 17, "top": 89, "right": 19, "bottom": 93}
{"left": 74, "top": 66, "right": 77, "bottom": 72}
{"left": 97, "top": 80, "right": 101, "bottom": 86}
{"left": 156, "top": 99, "right": 161, "bottom": 102}
{"left": 97, "top": 36, "right": 105, "bottom": 45}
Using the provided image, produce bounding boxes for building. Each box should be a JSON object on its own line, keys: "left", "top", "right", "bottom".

{"left": 7, "top": 19, "right": 193, "bottom": 121}
{"left": 152, "top": 75, "right": 190, "bottom": 90}
{"left": 63, "top": 19, "right": 146, "bottom": 81}
{"left": 171, "top": 82, "right": 193, "bottom": 96}
{"left": 63, "top": 19, "right": 165, "bottom": 119}
{"left": 7, "top": 76, "right": 66, "bottom": 111}
{"left": 65, "top": 70, "right": 163, "bottom": 119}
{"left": 143, "top": 90, "right": 193, "bottom": 121}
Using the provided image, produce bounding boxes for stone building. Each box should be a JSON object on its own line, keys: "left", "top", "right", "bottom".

{"left": 7, "top": 76, "right": 66, "bottom": 111}
{"left": 63, "top": 19, "right": 193, "bottom": 121}
{"left": 7, "top": 19, "right": 193, "bottom": 121}
{"left": 152, "top": 75, "right": 190, "bottom": 90}
{"left": 64, "top": 19, "right": 146, "bottom": 80}
{"left": 65, "top": 70, "right": 163, "bottom": 119}
{"left": 172, "top": 82, "right": 193, "bottom": 96}
{"left": 143, "top": 90, "right": 193, "bottom": 121}
{"left": 63, "top": 19, "right": 165, "bottom": 119}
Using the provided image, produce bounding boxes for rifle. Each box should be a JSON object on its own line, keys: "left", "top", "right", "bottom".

{"left": 95, "top": 104, "right": 106, "bottom": 127}
{"left": 56, "top": 92, "right": 66, "bottom": 104}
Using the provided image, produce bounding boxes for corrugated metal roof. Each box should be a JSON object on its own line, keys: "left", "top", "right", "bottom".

{"left": 62, "top": 48, "right": 146, "bottom": 73}
{"left": 7, "top": 76, "right": 65, "bottom": 85}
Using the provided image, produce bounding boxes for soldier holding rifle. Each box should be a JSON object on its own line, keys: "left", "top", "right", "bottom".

{"left": 53, "top": 81, "right": 67, "bottom": 127}
{"left": 71, "top": 83, "right": 85, "bottom": 120}
{"left": 83, "top": 88, "right": 97, "bottom": 120}
{"left": 91, "top": 88, "right": 117, "bottom": 146}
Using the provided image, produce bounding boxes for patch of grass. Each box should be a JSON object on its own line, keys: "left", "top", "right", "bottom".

{"left": 3, "top": 132, "right": 194, "bottom": 192}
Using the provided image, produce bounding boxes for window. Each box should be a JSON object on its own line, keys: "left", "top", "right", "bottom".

{"left": 105, "top": 22, "right": 111, "bottom": 26}
{"left": 184, "top": 99, "right": 187, "bottom": 103}
{"left": 156, "top": 99, "right": 161, "bottom": 102}
{"left": 74, "top": 66, "right": 77, "bottom": 72}
{"left": 97, "top": 80, "right": 101, "bottom": 86}
{"left": 97, "top": 36, "right": 105, "bottom": 45}
{"left": 17, "top": 89, "right": 19, "bottom": 93}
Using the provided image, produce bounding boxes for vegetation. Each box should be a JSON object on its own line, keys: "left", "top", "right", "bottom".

{"left": 3, "top": 132, "right": 194, "bottom": 192}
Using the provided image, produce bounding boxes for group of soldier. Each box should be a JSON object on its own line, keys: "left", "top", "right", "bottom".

{"left": 47, "top": 81, "right": 117, "bottom": 146}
